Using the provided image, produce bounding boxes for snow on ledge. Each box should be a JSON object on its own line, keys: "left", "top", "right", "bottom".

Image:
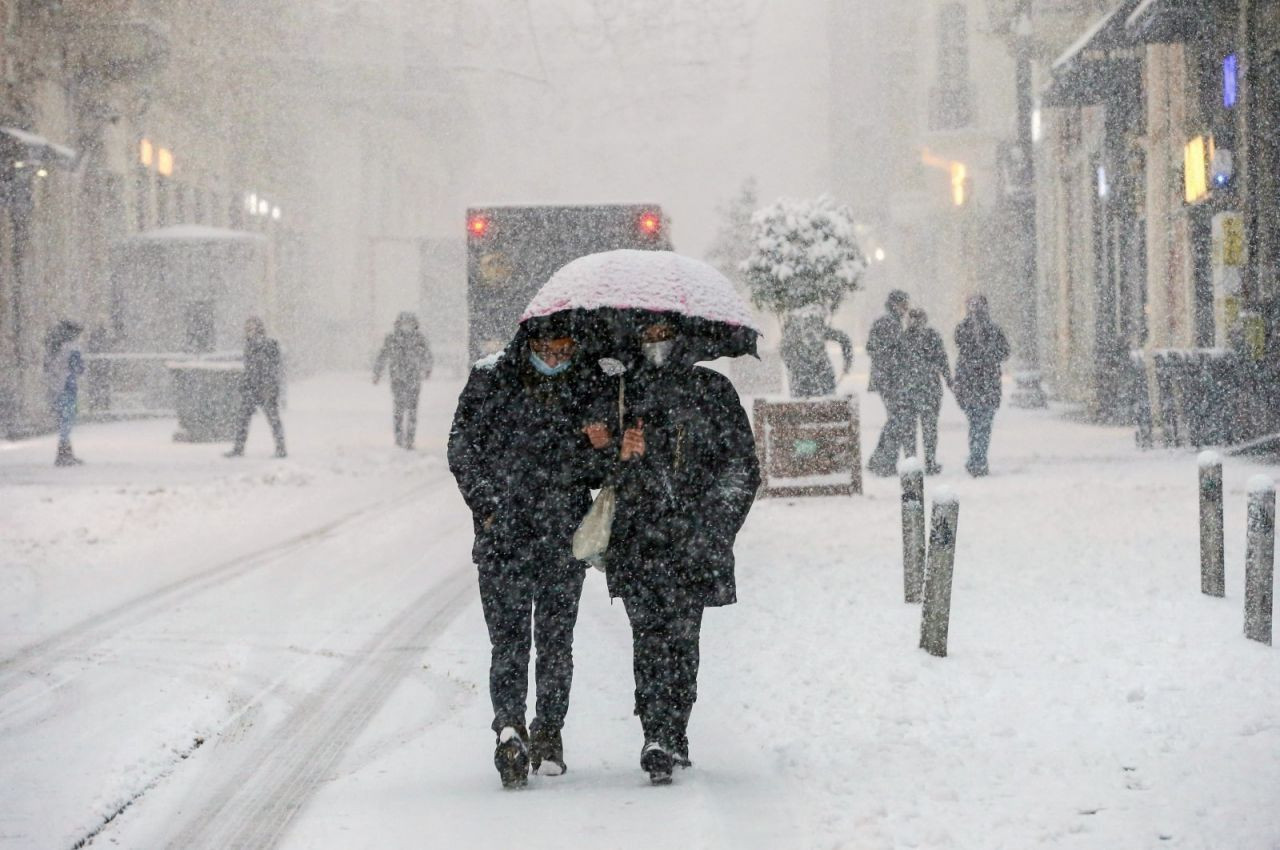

{"left": 1197, "top": 450, "right": 1221, "bottom": 469}
{"left": 1247, "top": 475, "right": 1275, "bottom": 495}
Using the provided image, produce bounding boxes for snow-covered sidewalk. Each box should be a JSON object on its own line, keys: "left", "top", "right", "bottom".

{"left": 2, "top": 371, "right": 1277, "bottom": 849}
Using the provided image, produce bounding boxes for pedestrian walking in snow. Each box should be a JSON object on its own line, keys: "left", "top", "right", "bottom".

{"left": 865, "top": 290, "right": 913, "bottom": 476}
{"left": 953, "top": 295, "right": 1010, "bottom": 477}
{"left": 373, "top": 312, "right": 432, "bottom": 450}
{"left": 780, "top": 305, "right": 854, "bottom": 398}
{"left": 589, "top": 314, "right": 760, "bottom": 785}
{"left": 901, "top": 308, "right": 950, "bottom": 475}
{"left": 44, "top": 320, "right": 86, "bottom": 467}
{"left": 447, "top": 314, "right": 605, "bottom": 789}
{"left": 225, "top": 317, "right": 287, "bottom": 459}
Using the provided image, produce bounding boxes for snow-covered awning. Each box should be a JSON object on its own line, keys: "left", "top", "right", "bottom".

{"left": 128, "top": 225, "right": 266, "bottom": 244}
{"left": 1126, "top": 0, "right": 1204, "bottom": 44}
{"left": 0, "top": 126, "right": 77, "bottom": 163}
{"left": 1042, "top": 0, "right": 1142, "bottom": 108}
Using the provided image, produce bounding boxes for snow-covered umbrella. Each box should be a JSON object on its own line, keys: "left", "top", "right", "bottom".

{"left": 520, "top": 249, "right": 760, "bottom": 361}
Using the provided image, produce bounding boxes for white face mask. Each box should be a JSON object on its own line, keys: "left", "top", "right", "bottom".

{"left": 642, "top": 340, "right": 675, "bottom": 367}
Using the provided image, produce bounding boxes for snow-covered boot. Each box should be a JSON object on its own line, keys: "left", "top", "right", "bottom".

{"left": 641, "top": 741, "right": 673, "bottom": 785}
{"left": 529, "top": 725, "right": 565, "bottom": 776}
{"left": 494, "top": 725, "right": 529, "bottom": 789}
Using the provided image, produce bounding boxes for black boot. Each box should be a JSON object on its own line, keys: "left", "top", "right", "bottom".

{"left": 641, "top": 741, "right": 673, "bottom": 785}
{"left": 55, "top": 440, "right": 82, "bottom": 467}
{"left": 494, "top": 724, "right": 529, "bottom": 789}
{"left": 529, "top": 724, "right": 565, "bottom": 776}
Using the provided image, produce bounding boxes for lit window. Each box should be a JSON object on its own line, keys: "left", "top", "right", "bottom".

{"left": 1184, "top": 136, "right": 1208, "bottom": 203}
{"left": 140, "top": 138, "right": 153, "bottom": 166}
{"left": 157, "top": 147, "right": 174, "bottom": 176}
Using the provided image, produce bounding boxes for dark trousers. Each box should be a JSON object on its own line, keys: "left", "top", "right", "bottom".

{"left": 908, "top": 396, "right": 941, "bottom": 467}
{"left": 232, "top": 392, "right": 285, "bottom": 453}
{"left": 392, "top": 384, "right": 420, "bottom": 448}
{"left": 478, "top": 559, "right": 586, "bottom": 735}
{"left": 964, "top": 406, "right": 996, "bottom": 473}
{"left": 623, "top": 590, "right": 704, "bottom": 751}
{"left": 868, "top": 390, "right": 914, "bottom": 471}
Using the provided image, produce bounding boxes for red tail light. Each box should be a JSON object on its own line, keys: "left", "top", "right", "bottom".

{"left": 467, "top": 215, "right": 490, "bottom": 238}
{"left": 638, "top": 212, "right": 661, "bottom": 236}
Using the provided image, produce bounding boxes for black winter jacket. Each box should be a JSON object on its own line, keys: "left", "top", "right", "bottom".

{"left": 375, "top": 329, "right": 432, "bottom": 390}
{"left": 603, "top": 364, "right": 760, "bottom": 608}
{"left": 448, "top": 342, "right": 605, "bottom": 570}
{"left": 866, "top": 311, "right": 905, "bottom": 394}
{"left": 241, "top": 336, "right": 282, "bottom": 400}
{"left": 953, "top": 317, "right": 1011, "bottom": 411}
{"left": 900, "top": 326, "right": 950, "bottom": 405}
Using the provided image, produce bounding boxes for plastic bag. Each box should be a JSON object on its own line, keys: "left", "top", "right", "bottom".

{"left": 572, "top": 485, "right": 616, "bottom": 569}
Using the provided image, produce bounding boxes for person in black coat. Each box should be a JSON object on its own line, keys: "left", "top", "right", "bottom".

{"left": 226, "top": 317, "right": 286, "bottom": 458}
{"left": 373, "top": 311, "right": 433, "bottom": 449}
{"left": 587, "top": 313, "right": 760, "bottom": 784}
{"left": 901, "top": 308, "right": 951, "bottom": 475}
{"left": 953, "top": 295, "right": 1010, "bottom": 477}
{"left": 865, "top": 289, "right": 912, "bottom": 476}
{"left": 447, "top": 314, "right": 605, "bottom": 788}
{"left": 780, "top": 307, "right": 854, "bottom": 398}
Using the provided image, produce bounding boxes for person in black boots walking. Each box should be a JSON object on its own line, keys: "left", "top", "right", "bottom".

{"left": 448, "top": 314, "right": 605, "bottom": 788}
{"left": 953, "top": 295, "right": 1010, "bottom": 477}
{"left": 44, "top": 320, "right": 86, "bottom": 467}
{"left": 373, "top": 312, "right": 433, "bottom": 449}
{"left": 588, "top": 314, "right": 760, "bottom": 785}
{"left": 901, "top": 308, "right": 950, "bottom": 475}
{"left": 226, "top": 317, "right": 287, "bottom": 459}
{"left": 865, "top": 290, "right": 912, "bottom": 476}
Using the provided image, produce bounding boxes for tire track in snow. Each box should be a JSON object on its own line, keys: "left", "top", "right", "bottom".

{"left": 0, "top": 481, "right": 440, "bottom": 709}
{"left": 163, "top": 565, "right": 475, "bottom": 849}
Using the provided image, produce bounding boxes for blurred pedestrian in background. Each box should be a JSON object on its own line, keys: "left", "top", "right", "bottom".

{"left": 226, "top": 317, "right": 287, "bottom": 459}
{"left": 373, "top": 312, "right": 433, "bottom": 450}
{"left": 901, "top": 308, "right": 950, "bottom": 475}
{"left": 953, "top": 295, "right": 1010, "bottom": 477}
{"left": 44, "top": 319, "right": 85, "bottom": 467}
{"left": 865, "top": 290, "right": 912, "bottom": 476}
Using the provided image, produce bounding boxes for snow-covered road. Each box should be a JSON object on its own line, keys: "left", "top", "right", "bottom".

{"left": 2, "top": 370, "right": 1277, "bottom": 849}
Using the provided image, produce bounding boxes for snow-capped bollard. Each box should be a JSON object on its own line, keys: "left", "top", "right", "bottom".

{"left": 899, "top": 458, "right": 926, "bottom": 603}
{"left": 1244, "top": 475, "right": 1275, "bottom": 645}
{"left": 1199, "top": 451, "right": 1225, "bottom": 597}
{"left": 920, "top": 487, "right": 959, "bottom": 658}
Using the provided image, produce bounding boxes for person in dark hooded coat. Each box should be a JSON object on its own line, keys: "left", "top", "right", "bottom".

{"left": 952, "top": 295, "right": 1010, "bottom": 477}
{"left": 225, "top": 317, "right": 287, "bottom": 458}
{"left": 447, "top": 314, "right": 606, "bottom": 788}
{"left": 586, "top": 313, "right": 760, "bottom": 784}
{"left": 373, "top": 311, "right": 432, "bottom": 449}
{"left": 865, "top": 289, "right": 913, "bottom": 476}
{"left": 900, "top": 308, "right": 950, "bottom": 474}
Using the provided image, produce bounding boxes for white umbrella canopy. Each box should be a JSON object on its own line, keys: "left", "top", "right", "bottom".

{"left": 520, "top": 249, "right": 760, "bottom": 360}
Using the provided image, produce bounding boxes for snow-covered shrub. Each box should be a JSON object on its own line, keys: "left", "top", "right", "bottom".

{"left": 740, "top": 195, "right": 866, "bottom": 315}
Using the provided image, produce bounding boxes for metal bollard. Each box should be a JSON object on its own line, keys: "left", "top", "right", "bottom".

{"left": 920, "top": 488, "right": 959, "bottom": 658}
{"left": 900, "top": 458, "right": 926, "bottom": 603}
{"left": 1244, "top": 475, "right": 1275, "bottom": 645}
{"left": 1199, "top": 451, "right": 1224, "bottom": 597}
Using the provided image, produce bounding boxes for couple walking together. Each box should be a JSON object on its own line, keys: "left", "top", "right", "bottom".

{"left": 448, "top": 266, "right": 760, "bottom": 789}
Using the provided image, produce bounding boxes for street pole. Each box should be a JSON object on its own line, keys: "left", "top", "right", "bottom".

{"left": 1009, "top": 12, "right": 1047, "bottom": 409}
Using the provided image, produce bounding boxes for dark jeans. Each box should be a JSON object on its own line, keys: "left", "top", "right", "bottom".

{"left": 478, "top": 559, "right": 586, "bottom": 735}
{"left": 964, "top": 406, "right": 996, "bottom": 473}
{"left": 392, "top": 384, "right": 420, "bottom": 447}
{"left": 908, "top": 396, "right": 941, "bottom": 467}
{"left": 623, "top": 588, "right": 704, "bottom": 751}
{"left": 868, "top": 390, "right": 914, "bottom": 471}
{"left": 232, "top": 392, "right": 285, "bottom": 453}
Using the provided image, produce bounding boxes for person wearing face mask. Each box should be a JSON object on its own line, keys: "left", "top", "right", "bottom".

{"left": 586, "top": 313, "right": 760, "bottom": 785}
{"left": 447, "top": 313, "right": 606, "bottom": 788}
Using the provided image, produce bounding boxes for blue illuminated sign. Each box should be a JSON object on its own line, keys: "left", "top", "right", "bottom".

{"left": 1223, "top": 54, "right": 1238, "bottom": 108}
